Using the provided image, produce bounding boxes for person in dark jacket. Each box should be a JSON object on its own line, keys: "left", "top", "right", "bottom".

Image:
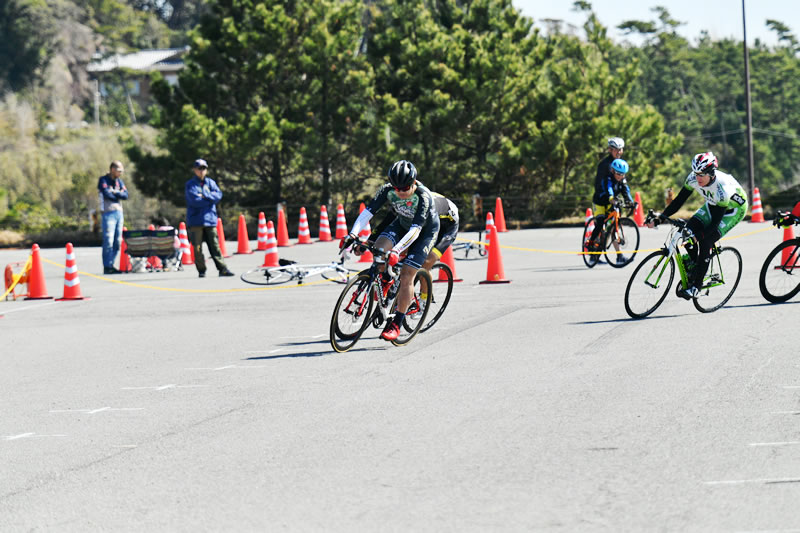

{"left": 97, "top": 160, "right": 129, "bottom": 274}
{"left": 184, "top": 159, "right": 234, "bottom": 278}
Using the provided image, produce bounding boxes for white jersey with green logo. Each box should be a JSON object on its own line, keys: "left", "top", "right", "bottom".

{"left": 683, "top": 170, "right": 747, "bottom": 211}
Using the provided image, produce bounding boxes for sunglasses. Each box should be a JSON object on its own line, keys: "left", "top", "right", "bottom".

{"left": 613, "top": 171, "right": 626, "bottom": 176}
{"left": 197, "top": 166, "right": 208, "bottom": 170}
{"left": 393, "top": 184, "right": 412, "bottom": 192}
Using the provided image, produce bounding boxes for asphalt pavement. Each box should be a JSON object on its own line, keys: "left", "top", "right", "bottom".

{"left": 2, "top": 223, "right": 798, "bottom": 531}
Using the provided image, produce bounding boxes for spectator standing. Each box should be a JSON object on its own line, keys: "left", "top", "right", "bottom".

{"left": 97, "top": 160, "right": 128, "bottom": 274}
{"left": 185, "top": 159, "right": 234, "bottom": 278}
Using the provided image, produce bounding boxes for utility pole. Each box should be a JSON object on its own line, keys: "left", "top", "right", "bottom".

{"left": 742, "top": 0, "right": 755, "bottom": 201}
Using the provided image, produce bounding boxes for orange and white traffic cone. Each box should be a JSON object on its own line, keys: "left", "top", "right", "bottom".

{"left": 296, "top": 207, "right": 312, "bottom": 244}
{"left": 335, "top": 203, "right": 348, "bottom": 239}
{"left": 633, "top": 192, "right": 645, "bottom": 227}
{"left": 179, "top": 222, "right": 194, "bottom": 265}
{"left": 750, "top": 187, "right": 765, "bottom": 223}
{"left": 256, "top": 212, "right": 268, "bottom": 250}
{"left": 262, "top": 221, "right": 279, "bottom": 267}
{"left": 24, "top": 244, "right": 53, "bottom": 300}
{"left": 56, "top": 242, "right": 88, "bottom": 301}
{"left": 235, "top": 213, "right": 253, "bottom": 254}
{"left": 119, "top": 227, "right": 132, "bottom": 272}
{"left": 485, "top": 212, "right": 495, "bottom": 233}
{"left": 217, "top": 217, "right": 232, "bottom": 257}
{"left": 583, "top": 208, "right": 595, "bottom": 252}
{"left": 480, "top": 225, "right": 511, "bottom": 284}
{"left": 494, "top": 197, "right": 508, "bottom": 232}
{"left": 276, "top": 207, "right": 291, "bottom": 247}
{"left": 438, "top": 246, "right": 463, "bottom": 282}
{"left": 318, "top": 205, "right": 332, "bottom": 241}
{"left": 357, "top": 203, "right": 373, "bottom": 263}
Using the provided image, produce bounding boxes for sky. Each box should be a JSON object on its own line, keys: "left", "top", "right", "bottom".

{"left": 513, "top": 1, "right": 800, "bottom": 47}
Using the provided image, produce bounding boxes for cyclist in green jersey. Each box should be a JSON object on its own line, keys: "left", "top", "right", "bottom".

{"left": 648, "top": 152, "right": 748, "bottom": 299}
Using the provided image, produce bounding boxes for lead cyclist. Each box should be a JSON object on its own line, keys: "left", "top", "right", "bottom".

{"left": 647, "top": 152, "right": 748, "bottom": 299}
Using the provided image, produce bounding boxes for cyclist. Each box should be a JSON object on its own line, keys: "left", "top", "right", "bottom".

{"left": 587, "top": 158, "right": 635, "bottom": 264}
{"left": 647, "top": 152, "right": 748, "bottom": 299}
{"left": 364, "top": 189, "right": 459, "bottom": 303}
{"left": 342, "top": 160, "right": 440, "bottom": 341}
{"left": 773, "top": 202, "right": 800, "bottom": 227}
{"left": 595, "top": 137, "right": 624, "bottom": 195}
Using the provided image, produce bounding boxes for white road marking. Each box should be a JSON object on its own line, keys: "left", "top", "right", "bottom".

{"left": 50, "top": 407, "right": 144, "bottom": 414}
{"left": 771, "top": 411, "right": 800, "bottom": 415}
{"left": 121, "top": 384, "right": 205, "bottom": 391}
{"left": 705, "top": 477, "right": 800, "bottom": 485}
{"left": 185, "top": 365, "right": 267, "bottom": 371}
{"left": 748, "top": 441, "right": 800, "bottom": 447}
{"left": 3, "top": 433, "right": 67, "bottom": 441}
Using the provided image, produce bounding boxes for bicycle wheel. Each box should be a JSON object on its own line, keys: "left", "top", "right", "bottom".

{"left": 330, "top": 273, "right": 375, "bottom": 352}
{"left": 392, "top": 269, "right": 433, "bottom": 346}
{"left": 624, "top": 250, "right": 675, "bottom": 319}
{"left": 693, "top": 247, "right": 742, "bottom": 313}
{"left": 582, "top": 220, "right": 599, "bottom": 268}
{"left": 759, "top": 239, "right": 800, "bottom": 303}
{"left": 476, "top": 231, "right": 487, "bottom": 257}
{"left": 240, "top": 266, "right": 295, "bottom": 285}
{"left": 321, "top": 266, "right": 359, "bottom": 284}
{"left": 605, "top": 218, "right": 640, "bottom": 268}
{"left": 419, "top": 262, "right": 454, "bottom": 333}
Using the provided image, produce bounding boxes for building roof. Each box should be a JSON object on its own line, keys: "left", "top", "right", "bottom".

{"left": 87, "top": 47, "right": 189, "bottom": 73}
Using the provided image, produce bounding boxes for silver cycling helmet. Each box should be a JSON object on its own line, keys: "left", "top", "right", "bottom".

{"left": 608, "top": 137, "right": 625, "bottom": 150}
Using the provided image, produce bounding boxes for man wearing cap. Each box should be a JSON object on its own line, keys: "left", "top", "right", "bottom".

{"left": 98, "top": 160, "right": 129, "bottom": 274}
{"left": 185, "top": 159, "right": 234, "bottom": 277}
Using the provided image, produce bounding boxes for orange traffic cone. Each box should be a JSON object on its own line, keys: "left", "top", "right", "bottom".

{"left": 583, "top": 208, "right": 595, "bottom": 252}
{"left": 494, "top": 197, "right": 508, "bottom": 232}
{"left": 217, "top": 217, "right": 231, "bottom": 257}
{"left": 262, "top": 221, "right": 279, "bottom": 267}
{"left": 119, "top": 227, "right": 132, "bottom": 272}
{"left": 357, "top": 203, "right": 373, "bottom": 263}
{"left": 480, "top": 225, "right": 511, "bottom": 284}
{"left": 56, "top": 242, "right": 88, "bottom": 301}
{"left": 296, "top": 207, "right": 312, "bottom": 244}
{"left": 276, "top": 207, "right": 291, "bottom": 247}
{"left": 779, "top": 225, "right": 800, "bottom": 269}
{"left": 485, "top": 212, "right": 495, "bottom": 232}
{"left": 750, "top": 187, "right": 765, "bottom": 223}
{"left": 335, "top": 203, "right": 348, "bottom": 239}
{"left": 438, "top": 246, "right": 463, "bottom": 282}
{"left": 146, "top": 224, "right": 164, "bottom": 271}
{"left": 256, "top": 212, "right": 268, "bottom": 250}
{"left": 24, "top": 244, "right": 53, "bottom": 300}
{"left": 633, "top": 192, "right": 645, "bottom": 227}
{"left": 318, "top": 205, "right": 332, "bottom": 241}
{"left": 235, "top": 213, "right": 254, "bottom": 254}
{"left": 179, "top": 222, "right": 194, "bottom": 265}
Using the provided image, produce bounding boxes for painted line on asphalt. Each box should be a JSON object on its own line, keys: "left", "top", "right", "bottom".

{"left": 49, "top": 407, "right": 144, "bottom": 415}
{"left": 705, "top": 477, "right": 800, "bottom": 485}
{"left": 748, "top": 441, "right": 800, "bottom": 447}
{"left": 121, "top": 384, "right": 206, "bottom": 391}
{"left": 3, "top": 432, "right": 67, "bottom": 441}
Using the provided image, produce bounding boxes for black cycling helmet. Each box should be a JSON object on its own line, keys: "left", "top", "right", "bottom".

{"left": 388, "top": 160, "right": 417, "bottom": 190}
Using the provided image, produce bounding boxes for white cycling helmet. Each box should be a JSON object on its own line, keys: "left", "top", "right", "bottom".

{"left": 608, "top": 137, "right": 625, "bottom": 150}
{"left": 691, "top": 152, "right": 718, "bottom": 175}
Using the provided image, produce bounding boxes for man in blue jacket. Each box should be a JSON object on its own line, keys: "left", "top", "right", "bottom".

{"left": 185, "top": 159, "right": 234, "bottom": 278}
{"left": 97, "top": 160, "right": 129, "bottom": 274}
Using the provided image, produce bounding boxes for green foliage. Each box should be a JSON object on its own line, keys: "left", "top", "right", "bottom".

{"left": 0, "top": 0, "right": 56, "bottom": 94}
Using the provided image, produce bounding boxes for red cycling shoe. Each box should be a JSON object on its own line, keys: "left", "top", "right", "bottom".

{"left": 380, "top": 322, "right": 400, "bottom": 341}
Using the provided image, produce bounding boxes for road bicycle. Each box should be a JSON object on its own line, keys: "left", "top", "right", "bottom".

{"left": 450, "top": 231, "right": 487, "bottom": 260}
{"left": 624, "top": 212, "right": 742, "bottom": 318}
{"left": 330, "top": 242, "right": 433, "bottom": 352}
{"left": 759, "top": 212, "right": 800, "bottom": 303}
{"left": 419, "top": 261, "right": 454, "bottom": 333}
{"left": 240, "top": 256, "right": 359, "bottom": 286}
{"left": 581, "top": 201, "right": 640, "bottom": 268}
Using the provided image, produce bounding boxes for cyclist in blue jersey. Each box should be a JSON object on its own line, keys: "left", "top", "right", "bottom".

{"left": 342, "top": 160, "right": 440, "bottom": 341}
{"left": 587, "top": 158, "right": 635, "bottom": 263}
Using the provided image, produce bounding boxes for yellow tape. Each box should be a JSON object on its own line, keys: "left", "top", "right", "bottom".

{"left": 1, "top": 256, "right": 32, "bottom": 300}
{"left": 456, "top": 224, "right": 774, "bottom": 256}
{"left": 41, "top": 257, "right": 347, "bottom": 293}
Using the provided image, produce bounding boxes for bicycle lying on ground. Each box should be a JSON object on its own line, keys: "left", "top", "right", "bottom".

{"left": 330, "top": 242, "right": 445, "bottom": 352}
{"left": 581, "top": 201, "right": 640, "bottom": 268}
{"left": 759, "top": 211, "right": 800, "bottom": 303}
{"left": 450, "top": 231, "right": 487, "bottom": 260}
{"left": 240, "top": 256, "right": 359, "bottom": 286}
{"left": 624, "top": 211, "right": 742, "bottom": 318}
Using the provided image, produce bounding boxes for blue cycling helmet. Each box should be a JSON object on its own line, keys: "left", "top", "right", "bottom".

{"left": 610, "top": 158, "right": 629, "bottom": 175}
